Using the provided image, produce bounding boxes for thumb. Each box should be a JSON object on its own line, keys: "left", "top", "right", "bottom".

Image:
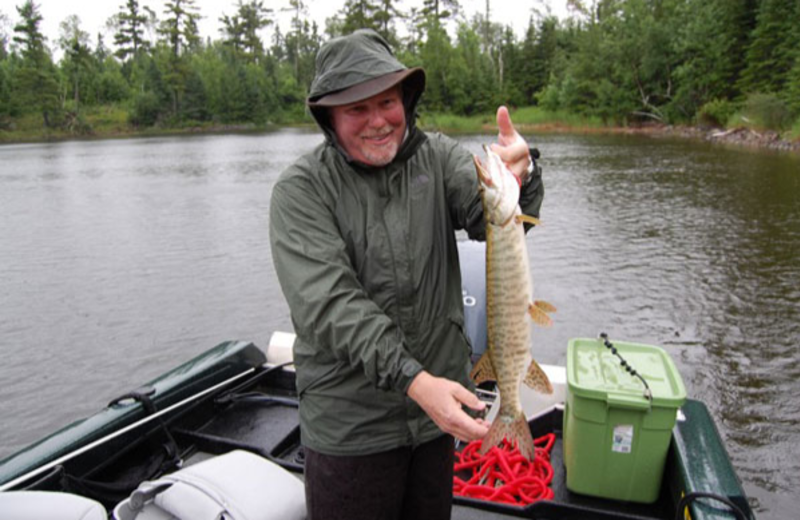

{"left": 454, "top": 384, "right": 486, "bottom": 412}
{"left": 496, "top": 106, "right": 521, "bottom": 146}
{"left": 497, "top": 106, "right": 515, "bottom": 136}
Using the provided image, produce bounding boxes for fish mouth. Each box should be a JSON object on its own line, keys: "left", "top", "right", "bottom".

{"left": 473, "top": 153, "right": 492, "bottom": 187}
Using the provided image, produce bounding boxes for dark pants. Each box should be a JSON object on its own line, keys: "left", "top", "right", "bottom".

{"left": 304, "top": 434, "right": 455, "bottom": 520}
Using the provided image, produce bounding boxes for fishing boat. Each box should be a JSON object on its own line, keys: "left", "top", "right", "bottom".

{"left": 0, "top": 243, "right": 754, "bottom": 520}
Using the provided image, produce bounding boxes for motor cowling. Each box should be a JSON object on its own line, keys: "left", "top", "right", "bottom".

{"left": 457, "top": 240, "right": 487, "bottom": 362}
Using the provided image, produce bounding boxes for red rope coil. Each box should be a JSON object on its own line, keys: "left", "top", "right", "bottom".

{"left": 453, "top": 434, "right": 556, "bottom": 506}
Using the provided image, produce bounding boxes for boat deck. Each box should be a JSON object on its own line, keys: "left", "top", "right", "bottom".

{"left": 155, "top": 369, "right": 675, "bottom": 520}
{"left": 2, "top": 347, "right": 751, "bottom": 520}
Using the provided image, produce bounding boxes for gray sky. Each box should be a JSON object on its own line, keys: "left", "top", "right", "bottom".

{"left": 1, "top": 0, "right": 570, "bottom": 54}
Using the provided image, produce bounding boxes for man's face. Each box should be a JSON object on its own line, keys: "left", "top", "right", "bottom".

{"left": 329, "top": 86, "right": 406, "bottom": 167}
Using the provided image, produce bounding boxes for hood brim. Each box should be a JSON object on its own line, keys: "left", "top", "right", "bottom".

{"left": 308, "top": 68, "right": 425, "bottom": 108}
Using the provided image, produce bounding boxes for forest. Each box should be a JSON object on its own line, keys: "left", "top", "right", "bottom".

{"left": 1, "top": 0, "right": 799, "bottom": 139}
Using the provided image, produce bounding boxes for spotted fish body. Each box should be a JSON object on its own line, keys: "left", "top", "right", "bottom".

{"left": 471, "top": 146, "right": 555, "bottom": 460}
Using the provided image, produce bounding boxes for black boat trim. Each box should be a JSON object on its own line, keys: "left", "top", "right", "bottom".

{"left": 0, "top": 367, "right": 256, "bottom": 492}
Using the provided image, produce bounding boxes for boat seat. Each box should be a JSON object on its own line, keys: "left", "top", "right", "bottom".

{"left": 113, "top": 449, "right": 306, "bottom": 520}
{"left": 0, "top": 490, "right": 106, "bottom": 520}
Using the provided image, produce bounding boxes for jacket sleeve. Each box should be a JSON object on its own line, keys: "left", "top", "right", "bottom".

{"left": 519, "top": 159, "right": 545, "bottom": 222}
{"left": 269, "top": 171, "right": 424, "bottom": 394}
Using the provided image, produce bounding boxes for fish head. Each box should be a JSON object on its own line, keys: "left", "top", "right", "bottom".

{"left": 474, "top": 145, "right": 520, "bottom": 225}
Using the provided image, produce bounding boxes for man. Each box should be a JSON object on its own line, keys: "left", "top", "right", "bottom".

{"left": 269, "top": 29, "right": 544, "bottom": 520}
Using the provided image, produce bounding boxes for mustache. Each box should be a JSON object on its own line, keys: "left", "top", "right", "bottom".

{"left": 361, "top": 126, "right": 396, "bottom": 138}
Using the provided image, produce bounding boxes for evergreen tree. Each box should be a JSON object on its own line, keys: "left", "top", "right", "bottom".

{"left": 530, "top": 17, "right": 558, "bottom": 102}
{"left": 782, "top": 1, "right": 800, "bottom": 114}
{"left": 418, "top": 21, "right": 453, "bottom": 112}
{"left": 339, "top": 0, "right": 381, "bottom": 35}
{"left": 95, "top": 55, "right": 130, "bottom": 104}
{"left": 58, "top": 15, "right": 92, "bottom": 108}
{"left": 671, "top": 0, "right": 757, "bottom": 121}
{"left": 95, "top": 33, "right": 109, "bottom": 63}
{"left": 422, "top": 0, "right": 460, "bottom": 22}
{"left": 0, "top": 12, "right": 10, "bottom": 128}
{"left": 1, "top": 11, "right": 10, "bottom": 59}
{"left": 157, "top": 0, "right": 202, "bottom": 117}
{"left": 517, "top": 18, "right": 539, "bottom": 104}
{"left": 159, "top": 0, "right": 201, "bottom": 57}
{"left": 12, "top": 1, "right": 61, "bottom": 127}
{"left": 12, "top": 0, "right": 46, "bottom": 60}
{"left": 113, "top": 0, "right": 151, "bottom": 61}
{"left": 219, "top": 12, "right": 243, "bottom": 52}
{"left": 372, "top": 0, "right": 401, "bottom": 46}
{"left": 738, "top": 0, "right": 799, "bottom": 95}
{"left": 220, "top": 0, "right": 272, "bottom": 60}
{"left": 181, "top": 67, "right": 208, "bottom": 121}
{"left": 786, "top": 52, "right": 800, "bottom": 115}
{"left": 238, "top": 0, "right": 271, "bottom": 59}
{"left": 450, "top": 20, "right": 499, "bottom": 114}
{"left": 285, "top": 0, "right": 310, "bottom": 82}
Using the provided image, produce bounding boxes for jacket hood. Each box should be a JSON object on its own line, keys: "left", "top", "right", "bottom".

{"left": 306, "top": 29, "right": 426, "bottom": 161}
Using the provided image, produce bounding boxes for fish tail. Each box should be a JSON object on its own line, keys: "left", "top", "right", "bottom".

{"left": 479, "top": 412, "right": 536, "bottom": 460}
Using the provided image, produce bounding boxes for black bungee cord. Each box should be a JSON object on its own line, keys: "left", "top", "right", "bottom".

{"left": 599, "top": 332, "right": 652, "bottom": 401}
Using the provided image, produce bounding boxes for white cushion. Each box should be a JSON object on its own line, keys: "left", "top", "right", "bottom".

{"left": 113, "top": 450, "right": 306, "bottom": 520}
{"left": 0, "top": 490, "right": 106, "bottom": 520}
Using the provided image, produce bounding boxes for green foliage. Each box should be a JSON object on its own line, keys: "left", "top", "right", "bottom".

{"left": 13, "top": 0, "right": 46, "bottom": 61}
{"left": 731, "top": 92, "right": 793, "bottom": 131}
{"left": 129, "top": 90, "right": 162, "bottom": 126}
{"left": 510, "top": 106, "right": 602, "bottom": 128}
{"left": 788, "top": 117, "right": 800, "bottom": 141}
{"left": 95, "top": 58, "right": 131, "bottom": 103}
{"left": 0, "top": 56, "right": 16, "bottom": 121}
{"left": 537, "top": 82, "right": 561, "bottom": 112}
{"left": 419, "top": 111, "right": 492, "bottom": 133}
{"left": 2, "top": 0, "right": 800, "bottom": 137}
{"left": 220, "top": 0, "right": 273, "bottom": 59}
{"left": 672, "top": 0, "right": 753, "bottom": 120}
{"left": 737, "top": 0, "right": 799, "bottom": 96}
{"left": 697, "top": 99, "right": 737, "bottom": 128}
{"left": 786, "top": 49, "right": 800, "bottom": 116}
{"left": 113, "top": 0, "right": 151, "bottom": 61}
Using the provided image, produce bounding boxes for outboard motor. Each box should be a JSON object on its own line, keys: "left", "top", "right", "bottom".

{"left": 457, "top": 240, "right": 487, "bottom": 362}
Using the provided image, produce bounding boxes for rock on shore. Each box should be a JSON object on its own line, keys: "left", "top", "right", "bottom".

{"left": 660, "top": 125, "right": 800, "bottom": 153}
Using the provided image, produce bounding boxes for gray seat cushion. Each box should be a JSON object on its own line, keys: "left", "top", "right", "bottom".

{"left": 113, "top": 450, "right": 306, "bottom": 520}
{"left": 0, "top": 490, "right": 106, "bottom": 520}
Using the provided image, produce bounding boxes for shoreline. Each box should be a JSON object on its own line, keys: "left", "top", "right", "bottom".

{"left": 2, "top": 120, "right": 799, "bottom": 155}
{"left": 512, "top": 122, "right": 800, "bottom": 154}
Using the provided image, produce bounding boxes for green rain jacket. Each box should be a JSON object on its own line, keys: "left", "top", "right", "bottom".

{"left": 269, "top": 30, "right": 544, "bottom": 456}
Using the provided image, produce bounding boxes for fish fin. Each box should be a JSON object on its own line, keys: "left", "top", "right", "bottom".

{"left": 533, "top": 300, "right": 557, "bottom": 313}
{"left": 523, "top": 359, "right": 554, "bottom": 394}
{"left": 478, "top": 412, "right": 536, "bottom": 460}
{"left": 470, "top": 352, "right": 497, "bottom": 385}
{"left": 528, "top": 302, "right": 553, "bottom": 327}
{"left": 515, "top": 214, "right": 541, "bottom": 226}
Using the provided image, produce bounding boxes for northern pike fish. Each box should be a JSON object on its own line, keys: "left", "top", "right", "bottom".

{"left": 470, "top": 145, "right": 556, "bottom": 460}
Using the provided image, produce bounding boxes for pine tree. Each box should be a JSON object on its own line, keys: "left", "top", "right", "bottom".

{"left": 373, "top": 0, "right": 401, "bottom": 46}
{"left": 12, "top": 0, "right": 61, "bottom": 127}
{"left": 339, "top": 0, "right": 380, "bottom": 34}
{"left": 113, "top": 0, "right": 151, "bottom": 61}
{"left": 1, "top": 11, "right": 10, "bottom": 59}
{"left": 58, "top": 15, "right": 92, "bottom": 108}
{"left": 531, "top": 17, "right": 558, "bottom": 102}
{"left": 12, "top": 0, "right": 46, "bottom": 61}
{"left": 738, "top": 0, "right": 798, "bottom": 95}
{"left": 220, "top": 0, "right": 273, "bottom": 61}
{"left": 157, "top": 0, "right": 202, "bottom": 117}
{"left": 159, "top": 0, "right": 201, "bottom": 57}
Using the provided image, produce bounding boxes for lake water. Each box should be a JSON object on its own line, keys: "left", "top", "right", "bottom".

{"left": 1, "top": 129, "right": 798, "bottom": 518}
